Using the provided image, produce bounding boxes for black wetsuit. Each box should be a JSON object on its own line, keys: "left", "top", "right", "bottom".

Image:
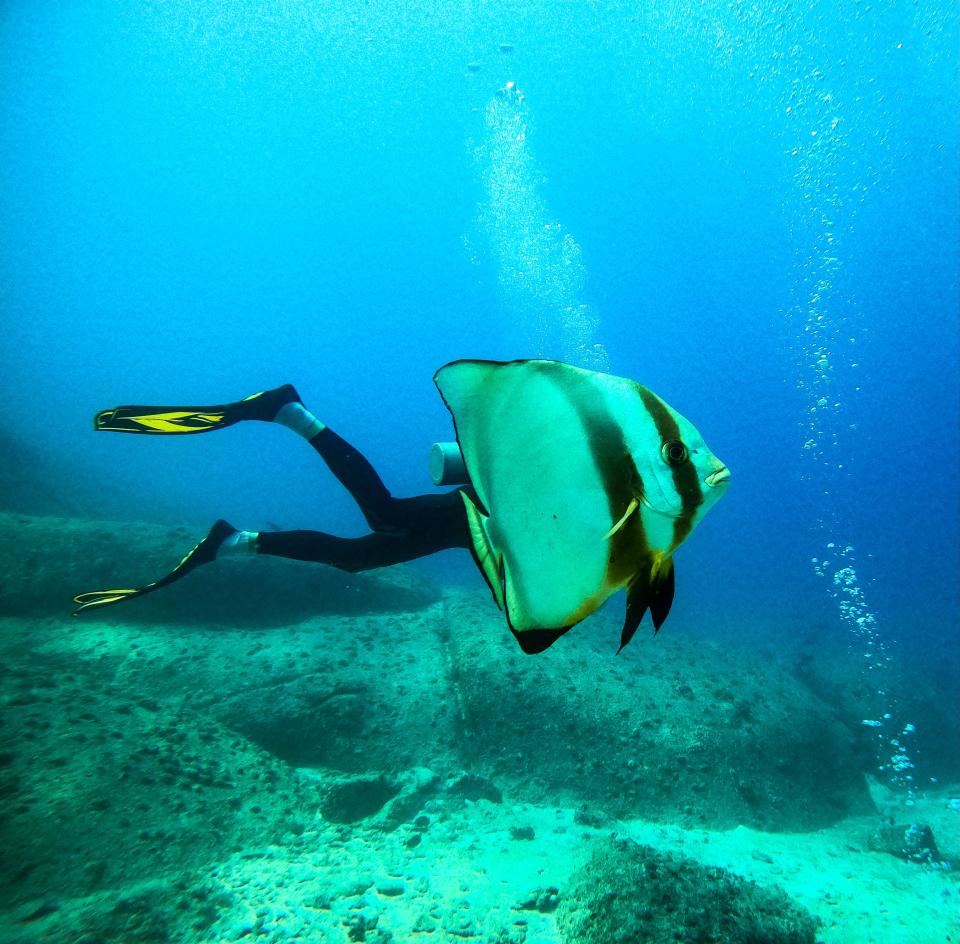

{"left": 256, "top": 427, "right": 476, "bottom": 571}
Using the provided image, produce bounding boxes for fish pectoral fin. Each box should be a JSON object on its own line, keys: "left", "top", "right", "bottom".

{"left": 603, "top": 497, "right": 640, "bottom": 540}
{"left": 616, "top": 557, "right": 676, "bottom": 653}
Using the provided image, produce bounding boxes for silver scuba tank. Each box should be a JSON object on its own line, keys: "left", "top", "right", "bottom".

{"left": 429, "top": 441, "right": 470, "bottom": 486}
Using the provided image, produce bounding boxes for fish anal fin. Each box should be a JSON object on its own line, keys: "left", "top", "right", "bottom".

{"left": 649, "top": 557, "right": 675, "bottom": 634}
{"left": 617, "top": 580, "right": 648, "bottom": 654}
{"left": 617, "top": 557, "right": 676, "bottom": 652}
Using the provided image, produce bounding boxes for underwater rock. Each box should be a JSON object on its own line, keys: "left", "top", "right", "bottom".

{"left": 0, "top": 511, "right": 437, "bottom": 622}
{"left": 313, "top": 767, "right": 439, "bottom": 830}
{"left": 515, "top": 887, "right": 560, "bottom": 913}
{"left": 345, "top": 910, "right": 380, "bottom": 941}
{"left": 573, "top": 806, "right": 610, "bottom": 829}
{"left": 375, "top": 879, "right": 405, "bottom": 897}
{"left": 334, "top": 876, "right": 375, "bottom": 899}
{"left": 5, "top": 877, "right": 229, "bottom": 944}
{"left": 380, "top": 767, "right": 440, "bottom": 830}
{"left": 211, "top": 613, "right": 458, "bottom": 774}
{"left": 221, "top": 677, "right": 372, "bottom": 768}
{"left": 446, "top": 772, "right": 503, "bottom": 805}
{"left": 442, "top": 592, "right": 874, "bottom": 830}
{"left": 509, "top": 825, "right": 536, "bottom": 841}
{"left": 320, "top": 774, "right": 400, "bottom": 823}
{"left": 867, "top": 822, "right": 945, "bottom": 865}
{"left": 558, "top": 838, "right": 819, "bottom": 944}
{"left": 442, "top": 900, "right": 479, "bottom": 938}
{"left": 412, "top": 910, "right": 441, "bottom": 933}
{"left": 0, "top": 654, "right": 320, "bottom": 910}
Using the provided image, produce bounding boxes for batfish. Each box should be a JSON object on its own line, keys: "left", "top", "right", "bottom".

{"left": 434, "top": 358, "right": 731, "bottom": 654}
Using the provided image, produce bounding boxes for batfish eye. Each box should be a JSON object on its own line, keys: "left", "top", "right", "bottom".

{"left": 661, "top": 440, "right": 689, "bottom": 467}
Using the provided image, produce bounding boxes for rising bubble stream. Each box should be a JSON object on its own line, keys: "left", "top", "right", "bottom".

{"left": 474, "top": 82, "right": 609, "bottom": 371}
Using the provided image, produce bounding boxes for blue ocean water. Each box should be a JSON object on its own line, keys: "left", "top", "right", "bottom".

{"left": 1, "top": 0, "right": 957, "bottom": 812}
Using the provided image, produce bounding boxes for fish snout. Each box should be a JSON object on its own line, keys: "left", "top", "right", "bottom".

{"left": 705, "top": 461, "right": 731, "bottom": 489}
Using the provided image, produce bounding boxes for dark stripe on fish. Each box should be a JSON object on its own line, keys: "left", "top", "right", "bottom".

{"left": 535, "top": 364, "right": 649, "bottom": 596}
{"left": 534, "top": 362, "right": 629, "bottom": 518}
{"left": 607, "top": 453, "right": 649, "bottom": 589}
{"left": 637, "top": 387, "right": 703, "bottom": 550}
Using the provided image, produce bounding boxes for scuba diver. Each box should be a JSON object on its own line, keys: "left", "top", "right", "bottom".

{"left": 72, "top": 382, "right": 476, "bottom": 598}
{"left": 73, "top": 360, "right": 730, "bottom": 653}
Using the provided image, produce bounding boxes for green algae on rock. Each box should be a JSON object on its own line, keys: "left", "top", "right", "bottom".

{"left": 558, "top": 838, "right": 819, "bottom": 944}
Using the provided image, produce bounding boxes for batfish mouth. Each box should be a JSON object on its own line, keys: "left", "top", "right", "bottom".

{"left": 705, "top": 466, "right": 731, "bottom": 488}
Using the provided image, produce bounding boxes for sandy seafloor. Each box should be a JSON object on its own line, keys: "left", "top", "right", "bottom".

{"left": 1, "top": 514, "right": 957, "bottom": 944}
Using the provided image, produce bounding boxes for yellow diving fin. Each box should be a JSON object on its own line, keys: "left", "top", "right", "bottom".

{"left": 72, "top": 519, "right": 237, "bottom": 615}
{"left": 93, "top": 384, "right": 300, "bottom": 434}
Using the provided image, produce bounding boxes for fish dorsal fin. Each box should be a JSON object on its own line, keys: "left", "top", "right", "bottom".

{"left": 616, "top": 557, "right": 676, "bottom": 653}
{"left": 603, "top": 497, "right": 640, "bottom": 540}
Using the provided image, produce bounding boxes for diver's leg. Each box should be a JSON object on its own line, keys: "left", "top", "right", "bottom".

{"left": 299, "top": 428, "right": 395, "bottom": 531}
{"left": 73, "top": 491, "right": 472, "bottom": 615}
{"left": 93, "top": 383, "right": 416, "bottom": 530}
{"left": 258, "top": 528, "right": 447, "bottom": 573}
{"left": 256, "top": 490, "right": 472, "bottom": 571}
{"left": 275, "top": 407, "right": 442, "bottom": 534}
